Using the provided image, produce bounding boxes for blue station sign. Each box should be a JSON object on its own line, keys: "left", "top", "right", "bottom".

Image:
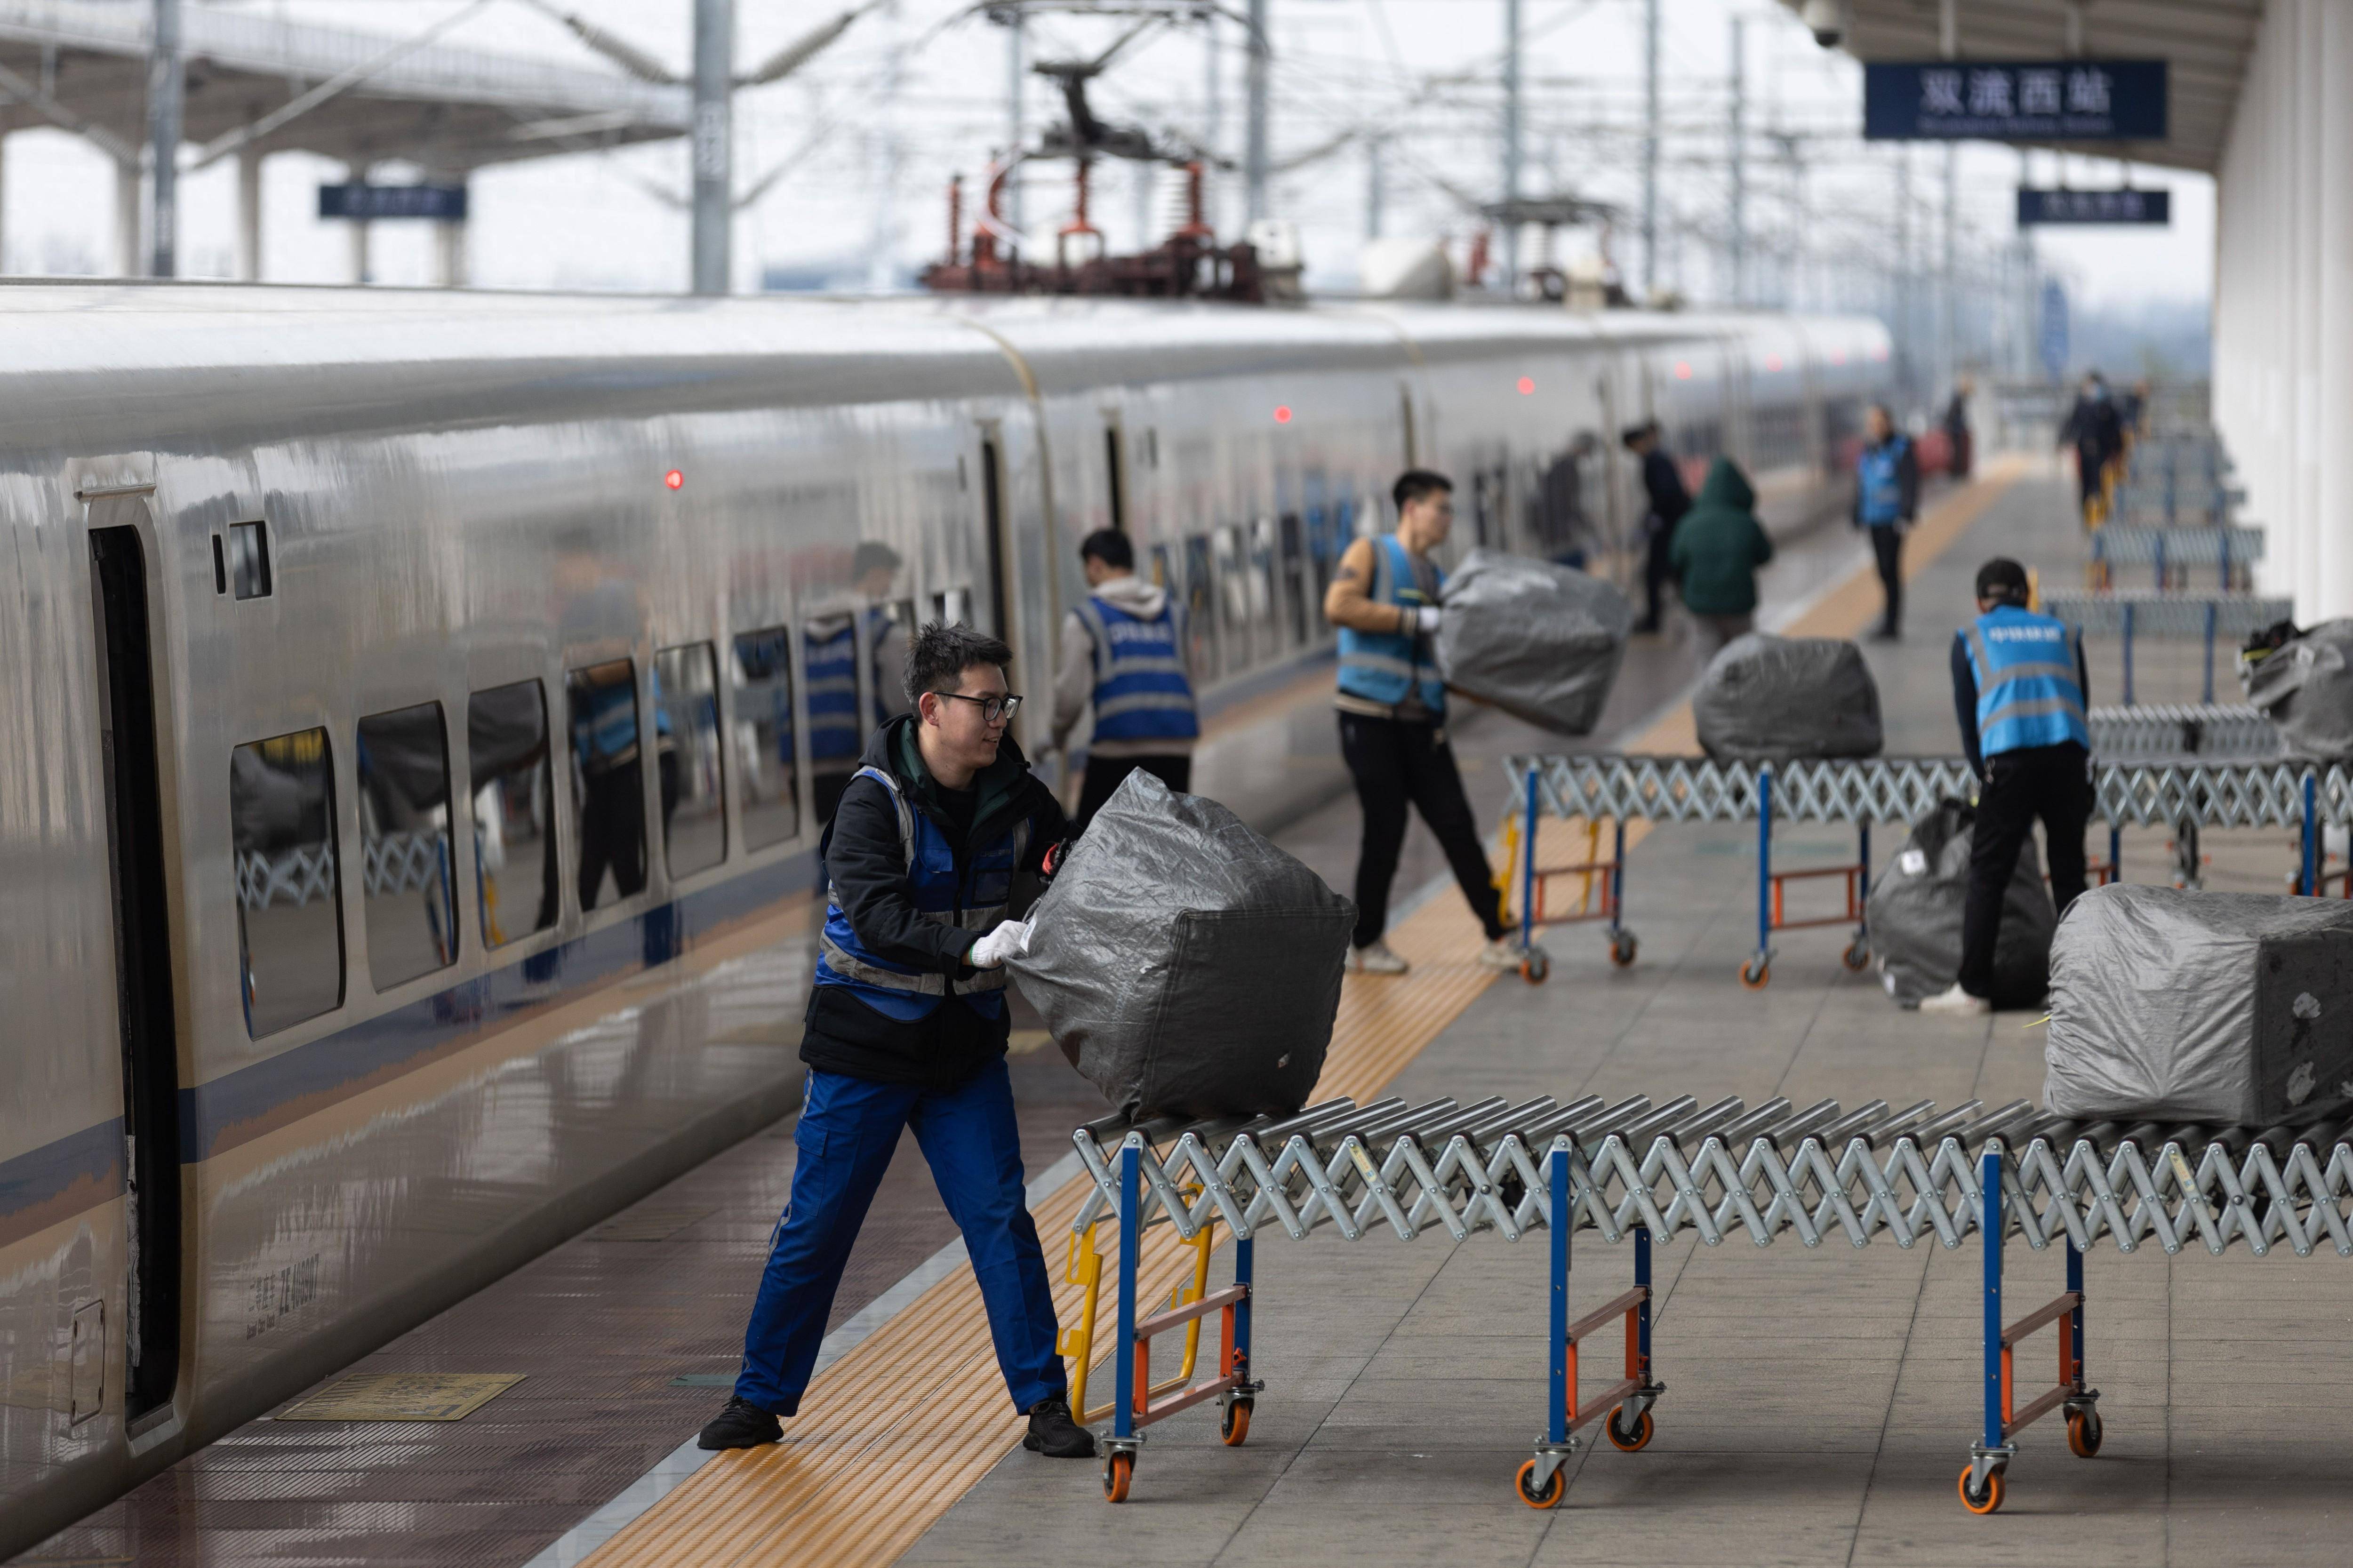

{"left": 1864, "top": 60, "right": 2167, "bottom": 142}
{"left": 317, "top": 184, "right": 470, "bottom": 221}
{"left": 2017, "top": 187, "right": 2171, "bottom": 226}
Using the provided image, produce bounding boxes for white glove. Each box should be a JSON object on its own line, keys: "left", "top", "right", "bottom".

{"left": 1413, "top": 606, "right": 1442, "bottom": 633}
{"left": 967, "top": 919, "right": 1033, "bottom": 970}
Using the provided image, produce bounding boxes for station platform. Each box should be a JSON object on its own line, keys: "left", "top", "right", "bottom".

{"left": 23, "top": 456, "right": 2347, "bottom": 1568}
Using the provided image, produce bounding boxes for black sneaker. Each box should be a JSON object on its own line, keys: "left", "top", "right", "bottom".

{"left": 697, "top": 1395, "right": 783, "bottom": 1450}
{"left": 1022, "top": 1396, "right": 1098, "bottom": 1458}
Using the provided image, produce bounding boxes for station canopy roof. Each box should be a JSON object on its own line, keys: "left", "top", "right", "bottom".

{"left": 1777, "top": 0, "right": 2262, "bottom": 174}
{"left": 0, "top": 0, "right": 687, "bottom": 173}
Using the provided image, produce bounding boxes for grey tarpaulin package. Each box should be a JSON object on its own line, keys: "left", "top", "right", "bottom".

{"left": 1866, "top": 798, "right": 2055, "bottom": 1009}
{"left": 2045, "top": 883, "right": 2353, "bottom": 1123}
{"left": 1434, "top": 549, "right": 1632, "bottom": 736}
{"left": 1009, "top": 769, "right": 1354, "bottom": 1120}
{"left": 2241, "top": 618, "right": 2353, "bottom": 762}
{"left": 1693, "top": 633, "right": 1883, "bottom": 764}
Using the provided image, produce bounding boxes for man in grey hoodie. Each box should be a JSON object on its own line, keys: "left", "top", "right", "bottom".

{"left": 1051, "top": 529, "right": 1201, "bottom": 827}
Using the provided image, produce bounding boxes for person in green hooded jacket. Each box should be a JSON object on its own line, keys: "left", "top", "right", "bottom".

{"left": 1668, "top": 456, "right": 1774, "bottom": 661}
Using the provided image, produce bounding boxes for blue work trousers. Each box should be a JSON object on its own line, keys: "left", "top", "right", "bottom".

{"left": 733, "top": 1058, "right": 1066, "bottom": 1416}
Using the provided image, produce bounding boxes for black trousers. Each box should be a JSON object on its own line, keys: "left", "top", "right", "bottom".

{"left": 1641, "top": 522, "right": 1674, "bottom": 629}
{"left": 1340, "top": 712, "right": 1507, "bottom": 949}
{"left": 1957, "top": 742, "right": 2090, "bottom": 1000}
{"left": 577, "top": 761, "right": 648, "bottom": 911}
{"left": 1868, "top": 525, "right": 1904, "bottom": 635}
{"left": 1075, "top": 753, "right": 1191, "bottom": 829}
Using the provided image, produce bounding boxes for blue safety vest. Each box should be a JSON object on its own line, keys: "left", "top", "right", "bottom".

{"left": 1073, "top": 593, "right": 1199, "bottom": 744}
{"left": 1962, "top": 605, "right": 2089, "bottom": 758}
{"left": 813, "top": 765, "right": 1029, "bottom": 1022}
{"left": 1857, "top": 434, "right": 1911, "bottom": 527}
{"left": 1337, "top": 535, "right": 1448, "bottom": 718}
{"left": 804, "top": 609, "right": 892, "bottom": 762}
{"left": 571, "top": 675, "right": 639, "bottom": 769}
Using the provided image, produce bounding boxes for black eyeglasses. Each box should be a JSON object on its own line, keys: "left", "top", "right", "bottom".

{"left": 935, "top": 691, "right": 1023, "bottom": 724}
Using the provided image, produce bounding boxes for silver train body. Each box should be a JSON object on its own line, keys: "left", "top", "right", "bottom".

{"left": 0, "top": 283, "right": 1891, "bottom": 1548}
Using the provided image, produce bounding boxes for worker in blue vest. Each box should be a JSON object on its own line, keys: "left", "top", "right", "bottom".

{"left": 699, "top": 621, "right": 1094, "bottom": 1459}
{"left": 1921, "top": 558, "right": 2092, "bottom": 1015}
{"left": 1324, "top": 469, "right": 1540, "bottom": 976}
{"left": 567, "top": 660, "right": 646, "bottom": 911}
{"left": 807, "top": 543, "right": 910, "bottom": 823}
{"left": 1853, "top": 404, "right": 1919, "bottom": 641}
{"left": 1050, "top": 529, "right": 1199, "bottom": 828}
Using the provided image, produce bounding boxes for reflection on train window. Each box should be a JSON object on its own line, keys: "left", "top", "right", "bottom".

{"left": 1149, "top": 544, "right": 1173, "bottom": 590}
{"left": 468, "top": 679, "right": 557, "bottom": 948}
{"left": 1213, "top": 525, "right": 1250, "bottom": 664}
{"left": 1182, "top": 534, "right": 1219, "bottom": 679}
{"left": 356, "top": 702, "right": 458, "bottom": 991}
{"left": 1276, "top": 513, "right": 1308, "bottom": 645}
{"left": 933, "top": 586, "right": 972, "bottom": 628}
{"left": 1242, "top": 520, "right": 1278, "bottom": 653}
{"left": 731, "top": 627, "right": 800, "bottom": 851}
{"left": 228, "top": 520, "right": 272, "bottom": 600}
{"left": 875, "top": 600, "right": 917, "bottom": 721}
{"left": 655, "top": 644, "right": 726, "bottom": 880}
{"left": 802, "top": 616, "right": 862, "bottom": 825}
{"left": 566, "top": 660, "right": 646, "bottom": 912}
{"left": 230, "top": 727, "right": 344, "bottom": 1037}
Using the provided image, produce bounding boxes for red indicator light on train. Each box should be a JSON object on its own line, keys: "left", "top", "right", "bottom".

{"left": 1673, "top": 361, "right": 1693, "bottom": 380}
{"left": 1764, "top": 356, "right": 1783, "bottom": 372}
{"left": 664, "top": 469, "right": 684, "bottom": 489}
{"left": 1516, "top": 376, "right": 1535, "bottom": 395}
{"left": 1831, "top": 351, "right": 1848, "bottom": 365}
{"left": 1273, "top": 405, "right": 1293, "bottom": 424}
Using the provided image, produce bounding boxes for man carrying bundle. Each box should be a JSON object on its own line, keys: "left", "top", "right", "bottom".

{"left": 697, "top": 623, "right": 1095, "bottom": 1460}
{"left": 1325, "top": 469, "right": 1537, "bottom": 976}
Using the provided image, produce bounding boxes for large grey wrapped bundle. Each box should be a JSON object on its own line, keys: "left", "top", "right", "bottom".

{"left": 2241, "top": 619, "right": 2353, "bottom": 761}
{"left": 1010, "top": 769, "right": 1353, "bottom": 1120}
{"left": 1693, "top": 633, "right": 1883, "bottom": 764}
{"left": 2045, "top": 884, "right": 2353, "bottom": 1123}
{"left": 1434, "top": 549, "right": 1631, "bottom": 736}
{"left": 1866, "top": 799, "right": 2056, "bottom": 1008}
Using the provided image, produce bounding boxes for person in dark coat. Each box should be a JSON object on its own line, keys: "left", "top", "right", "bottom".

{"left": 1941, "top": 375, "right": 1975, "bottom": 480}
{"left": 2058, "top": 372, "right": 2125, "bottom": 525}
{"left": 1622, "top": 420, "right": 1691, "bottom": 634}
{"left": 1668, "top": 456, "right": 1773, "bottom": 662}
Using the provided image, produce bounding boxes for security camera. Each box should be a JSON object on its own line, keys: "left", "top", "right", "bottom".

{"left": 1800, "top": 0, "right": 1843, "bottom": 48}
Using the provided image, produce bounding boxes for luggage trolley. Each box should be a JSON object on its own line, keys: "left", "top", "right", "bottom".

{"left": 1067, "top": 1092, "right": 2353, "bottom": 1516}
{"left": 1511, "top": 754, "right": 2353, "bottom": 990}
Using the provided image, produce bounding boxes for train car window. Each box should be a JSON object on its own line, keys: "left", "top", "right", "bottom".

{"left": 730, "top": 627, "right": 800, "bottom": 851}
{"left": 1471, "top": 473, "right": 1495, "bottom": 549}
{"left": 1104, "top": 426, "right": 1126, "bottom": 533}
{"left": 933, "top": 587, "right": 972, "bottom": 628}
{"left": 230, "top": 727, "right": 344, "bottom": 1037}
{"left": 655, "top": 644, "right": 727, "bottom": 879}
{"left": 979, "top": 437, "right": 1010, "bottom": 638}
{"left": 1213, "top": 525, "right": 1252, "bottom": 664}
{"left": 356, "top": 703, "right": 458, "bottom": 991}
{"left": 467, "top": 680, "right": 558, "bottom": 948}
{"left": 211, "top": 535, "right": 227, "bottom": 595}
{"left": 1182, "top": 534, "right": 1220, "bottom": 680}
{"left": 1149, "top": 544, "right": 1173, "bottom": 589}
{"left": 1273, "top": 515, "right": 1308, "bottom": 646}
{"left": 566, "top": 659, "right": 647, "bottom": 912}
{"left": 874, "top": 600, "right": 916, "bottom": 721}
{"left": 227, "top": 520, "right": 272, "bottom": 600}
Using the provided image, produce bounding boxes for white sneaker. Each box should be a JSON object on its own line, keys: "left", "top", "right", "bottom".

{"left": 1918, "top": 982, "right": 1992, "bottom": 1016}
{"left": 1476, "top": 936, "right": 1546, "bottom": 972}
{"left": 1345, "top": 941, "right": 1410, "bottom": 975}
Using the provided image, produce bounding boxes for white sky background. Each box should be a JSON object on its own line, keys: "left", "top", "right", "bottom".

{"left": 0, "top": 0, "right": 2213, "bottom": 311}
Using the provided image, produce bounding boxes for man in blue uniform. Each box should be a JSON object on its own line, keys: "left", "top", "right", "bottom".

{"left": 1853, "top": 404, "right": 1919, "bottom": 641}
{"left": 1921, "top": 559, "right": 2092, "bottom": 1016}
{"left": 807, "top": 543, "right": 911, "bottom": 824}
{"left": 697, "top": 622, "right": 1094, "bottom": 1459}
{"left": 1323, "top": 469, "right": 1539, "bottom": 976}
{"left": 1050, "top": 528, "right": 1199, "bottom": 828}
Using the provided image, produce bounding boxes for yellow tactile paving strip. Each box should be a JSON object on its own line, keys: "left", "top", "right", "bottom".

{"left": 584, "top": 458, "right": 2025, "bottom": 1568}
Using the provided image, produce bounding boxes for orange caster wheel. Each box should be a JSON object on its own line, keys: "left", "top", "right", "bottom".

{"left": 2067, "top": 1407, "right": 2103, "bottom": 1458}
{"left": 1740, "top": 957, "right": 1770, "bottom": 989}
{"left": 1605, "top": 1405, "right": 1654, "bottom": 1452}
{"left": 1102, "top": 1451, "right": 1133, "bottom": 1504}
{"left": 1514, "top": 1457, "right": 1563, "bottom": 1509}
{"left": 1609, "top": 932, "right": 1638, "bottom": 968}
{"left": 1220, "top": 1399, "right": 1252, "bottom": 1447}
{"left": 1958, "top": 1463, "right": 2005, "bottom": 1515}
{"left": 1841, "top": 940, "right": 1870, "bottom": 971}
{"left": 1521, "top": 952, "right": 1550, "bottom": 984}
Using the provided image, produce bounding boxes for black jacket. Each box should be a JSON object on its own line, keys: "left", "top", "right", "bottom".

{"left": 1641, "top": 448, "right": 1692, "bottom": 533}
{"left": 800, "top": 716, "right": 1068, "bottom": 1089}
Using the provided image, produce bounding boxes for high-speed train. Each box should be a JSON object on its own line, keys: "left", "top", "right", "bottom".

{"left": 0, "top": 281, "right": 1891, "bottom": 1549}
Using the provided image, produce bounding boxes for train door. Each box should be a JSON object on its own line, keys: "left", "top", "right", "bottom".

{"left": 87, "top": 508, "right": 184, "bottom": 1427}
{"left": 976, "top": 428, "right": 1011, "bottom": 640}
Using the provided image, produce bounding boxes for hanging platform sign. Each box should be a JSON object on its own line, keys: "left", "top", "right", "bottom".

{"left": 2017, "top": 187, "right": 2170, "bottom": 226}
{"left": 1864, "top": 60, "right": 2167, "bottom": 142}
{"left": 318, "top": 184, "right": 469, "bottom": 221}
